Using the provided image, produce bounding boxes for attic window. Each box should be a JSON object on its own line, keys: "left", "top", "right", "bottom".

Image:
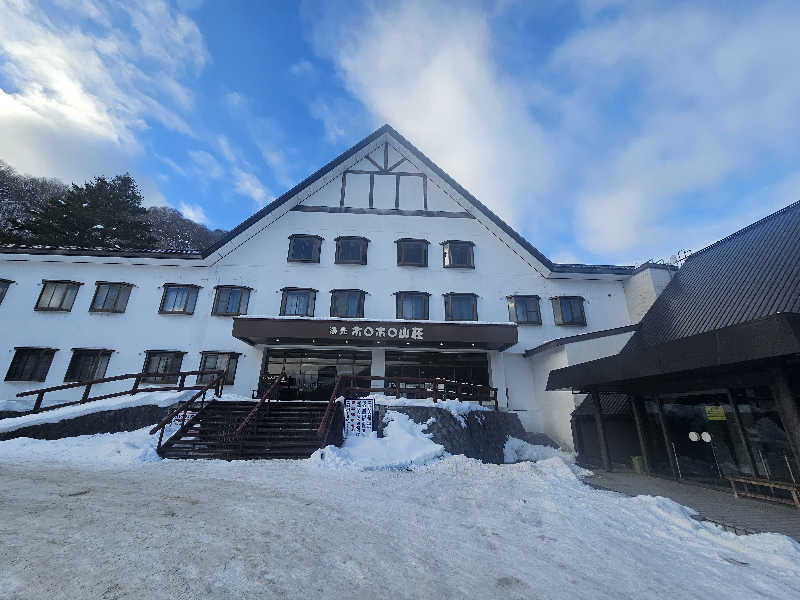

{"left": 288, "top": 234, "right": 323, "bottom": 263}
{"left": 551, "top": 296, "right": 586, "bottom": 326}
{"left": 335, "top": 237, "right": 369, "bottom": 265}
{"left": 442, "top": 241, "right": 474, "bottom": 268}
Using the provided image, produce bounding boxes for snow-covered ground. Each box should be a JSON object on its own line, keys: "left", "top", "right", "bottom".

{"left": 2, "top": 421, "right": 800, "bottom": 598}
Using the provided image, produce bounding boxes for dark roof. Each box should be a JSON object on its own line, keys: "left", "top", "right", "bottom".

{"left": 523, "top": 323, "right": 638, "bottom": 357}
{"left": 0, "top": 244, "right": 200, "bottom": 260}
{"left": 572, "top": 392, "right": 632, "bottom": 417}
{"left": 625, "top": 199, "right": 800, "bottom": 351}
{"left": 201, "top": 124, "right": 634, "bottom": 275}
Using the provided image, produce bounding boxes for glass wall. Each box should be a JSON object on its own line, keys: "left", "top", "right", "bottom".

{"left": 385, "top": 351, "right": 489, "bottom": 385}
{"left": 262, "top": 349, "right": 371, "bottom": 401}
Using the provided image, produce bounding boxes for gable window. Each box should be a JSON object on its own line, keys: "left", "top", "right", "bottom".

{"left": 552, "top": 296, "right": 586, "bottom": 326}
{"left": 442, "top": 241, "right": 475, "bottom": 268}
{"left": 212, "top": 286, "right": 251, "bottom": 316}
{"left": 395, "top": 291, "right": 430, "bottom": 320}
{"left": 65, "top": 349, "right": 112, "bottom": 382}
{"left": 0, "top": 279, "right": 12, "bottom": 305}
{"left": 90, "top": 282, "right": 132, "bottom": 313}
{"left": 159, "top": 284, "right": 199, "bottom": 314}
{"left": 198, "top": 352, "right": 240, "bottom": 385}
{"left": 35, "top": 280, "right": 82, "bottom": 311}
{"left": 330, "top": 289, "right": 365, "bottom": 318}
{"left": 5, "top": 347, "right": 57, "bottom": 382}
{"left": 287, "top": 234, "right": 323, "bottom": 263}
{"left": 142, "top": 350, "right": 185, "bottom": 384}
{"left": 280, "top": 287, "right": 316, "bottom": 316}
{"left": 444, "top": 293, "right": 478, "bottom": 321}
{"left": 396, "top": 238, "right": 429, "bottom": 267}
{"left": 335, "top": 236, "right": 369, "bottom": 265}
{"left": 508, "top": 295, "right": 541, "bottom": 325}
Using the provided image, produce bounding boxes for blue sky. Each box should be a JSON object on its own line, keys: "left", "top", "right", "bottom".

{"left": 1, "top": 0, "right": 799, "bottom": 265}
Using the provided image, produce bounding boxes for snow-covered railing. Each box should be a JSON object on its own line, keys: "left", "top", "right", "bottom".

{"left": 15, "top": 370, "right": 225, "bottom": 415}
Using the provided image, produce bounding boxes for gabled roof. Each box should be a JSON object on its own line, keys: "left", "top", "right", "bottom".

{"left": 625, "top": 199, "right": 800, "bottom": 351}
{"left": 202, "top": 124, "right": 633, "bottom": 275}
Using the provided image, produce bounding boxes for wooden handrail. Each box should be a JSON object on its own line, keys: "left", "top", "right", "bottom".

{"left": 232, "top": 376, "right": 281, "bottom": 438}
{"left": 16, "top": 370, "right": 219, "bottom": 397}
{"left": 316, "top": 375, "right": 344, "bottom": 442}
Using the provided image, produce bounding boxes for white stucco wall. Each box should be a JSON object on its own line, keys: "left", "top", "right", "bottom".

{"left": 623, "top": 265, "right": 675, "bottom": 323}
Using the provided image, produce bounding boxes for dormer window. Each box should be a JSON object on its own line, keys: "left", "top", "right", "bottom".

{"left": 551, "top": 296, "right": 586, "bottom": 326}
{"left": 396, "top": 239, "right": 429, "bottom": 267}
{"left": 288, "top": 234, "right": 323, "bottom": 263}
{"left": 335, "top": 236, "right": 369, "bottom": 265}
{"left": 442, "top": 240, "right": 474, "bottom": 268}
{"left": 444, "top": 293, "right": 478, "bottom": 321}
{"left": 508, "top": 295, "right": 541, "bottom": 325}
{"left": 330, "top": 289, "right": 366, "bottom": 318}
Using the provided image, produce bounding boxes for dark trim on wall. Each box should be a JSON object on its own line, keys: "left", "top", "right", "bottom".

{"left": 291, "top": 205, "right": 474, "bottom": 219}
{"left": 523, "top": 323, "right": 639, "bottom": 357}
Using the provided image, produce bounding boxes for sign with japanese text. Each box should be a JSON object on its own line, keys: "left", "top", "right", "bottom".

{"left": 704, "top": 405, "right": 726, "bottom": 421}
{"left": 344, "top": 397, "right": 374, "bottom": 438}
{"left": 327, "top": 323, "right": 424, "bottom": 340}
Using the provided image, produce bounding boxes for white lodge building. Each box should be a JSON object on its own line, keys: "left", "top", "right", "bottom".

{"left": 0, "top": 125, "right": 673, "bottom": 448}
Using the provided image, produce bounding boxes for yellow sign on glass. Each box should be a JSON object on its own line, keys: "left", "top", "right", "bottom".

{"left": 705, "top": 405, "right": 726, "bottom": 421}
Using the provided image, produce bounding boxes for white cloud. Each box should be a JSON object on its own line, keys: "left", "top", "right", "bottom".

{"left": 178, "top": 201, "right": 209, "bottom": 224}
{"left": 188, "top": 150, "right": 223, "bottom": 179}
{"left": 289, "top": 59, "right": 314, "bottom": 76}
{"left": 233, "top": 168, "right": 271, "bottom": 208}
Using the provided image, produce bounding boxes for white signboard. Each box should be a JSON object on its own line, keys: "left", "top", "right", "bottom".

{"left": 344, "top": 398, "right": 374, "bottom": 438}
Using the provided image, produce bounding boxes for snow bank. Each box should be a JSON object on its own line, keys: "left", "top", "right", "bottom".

{"left": 371, "top": 393, "right": 492, "bottom": 427}
{"left": 0, "top": 426, "right": 160, "bottom": 466}
{"left": 310, "top": 410, "right": 446, "bottom": 470}
{"left": 0, "top": 391, "right": 252, "bottom": 434}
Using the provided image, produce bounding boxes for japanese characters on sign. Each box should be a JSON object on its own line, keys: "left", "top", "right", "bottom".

{"left": 327, "top": 324, "right": 424, "bottom": 340}
{"left": 344, "top": 397, "right": 374, "bottom": 438}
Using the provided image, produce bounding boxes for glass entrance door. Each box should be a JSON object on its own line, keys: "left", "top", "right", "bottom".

{"left": 261, "top": 349, "right": 371, "bottom": 401}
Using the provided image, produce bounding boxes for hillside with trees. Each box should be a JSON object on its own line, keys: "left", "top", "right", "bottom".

{"left": 0, "top": 161, "right": 225, "bottom": 252}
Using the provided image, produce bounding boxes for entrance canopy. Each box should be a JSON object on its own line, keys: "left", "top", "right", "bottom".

{"left": 232, "top": 317, "right": 517, "bottom": 351}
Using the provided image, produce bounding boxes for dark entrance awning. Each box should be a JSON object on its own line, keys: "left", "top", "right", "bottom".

{"left": 547, "top": 312, "right": 800, "bottom": 393}
{"left": 232, "top": 317, "right": 518, "bottom": 351}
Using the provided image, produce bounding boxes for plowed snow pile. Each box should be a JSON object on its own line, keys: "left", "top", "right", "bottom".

{"left": 1, "top": 422, "right": 799, "bottom": 598}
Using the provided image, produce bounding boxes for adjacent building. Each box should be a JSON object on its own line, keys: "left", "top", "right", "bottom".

{"left": 0, "top": 125, "right": 670, "bottom": 447}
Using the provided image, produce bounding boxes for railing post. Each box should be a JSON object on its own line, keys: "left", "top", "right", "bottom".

{"left": 131, "top": 374, "right": 141, "bottom": 394}
{"left": 33, "top": 391, "right": 45, "bottom": 413}
{"left": 158, "top": 426, "right": 165, "bottom": 450}
{"left": 80, "top": 383, "right": 92, "bottom": 404}
{"left": 179, "top": 374, "right": 187, "bottom": 390}
{"left": 432, "top": 378, "right": 439, "bottom": 403}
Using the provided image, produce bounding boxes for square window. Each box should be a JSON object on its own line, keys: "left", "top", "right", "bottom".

{"left": 288, "top": 235, "right": 322, "bottom": 262}
{"left": 65, "top": 349, "right": 112, "bottom": 382}
{"left": 159, "top": 284, "right": 199, "bottom": 314}
{"left": 5, "top": 348, "right": 57, "bottom": 382}
{"left": 396, "top": 239, "right": 429, "bottom": 267}
{"left": 508, "top": 295, "right": 541, "bottom": 324}
{"left": 90, "top": 282, "right": 132, "bottom": 313}
{"left": 445, "top": 294, "right": 477, "bottom": 321}
{"left": 552, "top": 296, "right": 586, "bottom": 326}
{"left": 35, "top": 281, "right": 82, "bottom": 311}
{"left": 212, "top": 286, "right": 250, "bottom": 316}
{"left": 396, "top": 292, "right": 429, "bottom": 320}
{"left": 335, "top": 237, "right": 369, "bottom": 265}
{"left": 442, "top": 241, "right": 474, "bottom": 268}
{"left": 330, "top": 290, "right": 365, "bottom": 318}
{"left": 198, "top": 352, "right": 239, "bottom": 385}
{"left": 280, "top": 288, "right": 316, "bottom": 316}
{"left": 142, "top": 351, "right": 185, "bottom": 384}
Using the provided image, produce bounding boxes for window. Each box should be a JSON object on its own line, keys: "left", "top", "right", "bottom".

{"left": 212, "top": 286, "right": 251, "bottom": 316}
{"left": 287, "top": 234, "right": 323, "bottom": 263}
{"left": 508, "top": 295, "right": 541, "bottom": 325}
{"left": 90, "top": 282, "right": 132, "bottom": 313}
{"left": 444, "top": 293, "right": 478, "bottom": 321}
{"left": 142, "top": 351, "right": 185, "bottom": 384}
{"left": 552, "top": 296, "right": 586, "bottom": 326}
{"left": 396, "top": 238, "right": 429, "bottom": 267}
{"left": 64, "top": 349, "right": 112, "bottom": 382}
{"left": 35, "top": 280, "right": 82, "bottom": 311}
{"left": 198, "top": 352, "right": 240, "bottom": 385}
{"left": 335, "top": 236, "right": 369, "bottom": 265}
{"left": 5, "top": 348, "right": 57, "bottom": 382}
{"left": 159, "top": 284, "right": 199, "bottom": 314}
{"left": 0, "top": 279, "right": 12, "bottom": 304}
{"left": 330, "top": 289, "right": 365, "bottom": 318}
{"left": 395, "top": 291, "right": 430, "bottom": 320}
{"left": 442, "top": 240, "right": 475, "bottom": 268}
{"left": 280, "top": 287, "right": 316, "bottom": 316}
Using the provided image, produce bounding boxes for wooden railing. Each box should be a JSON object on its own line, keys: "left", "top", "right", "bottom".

{"left": 316, "top": 375, "right": 499, "bottom": 442}
{"left": 232, "top": 376, "right": 281, "bottom": 438}
{"left": 16, "top": 370, "right": 225, "bottom": 415}
{"left": 148, "top": 371, "right": 226, "bottom": 450}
